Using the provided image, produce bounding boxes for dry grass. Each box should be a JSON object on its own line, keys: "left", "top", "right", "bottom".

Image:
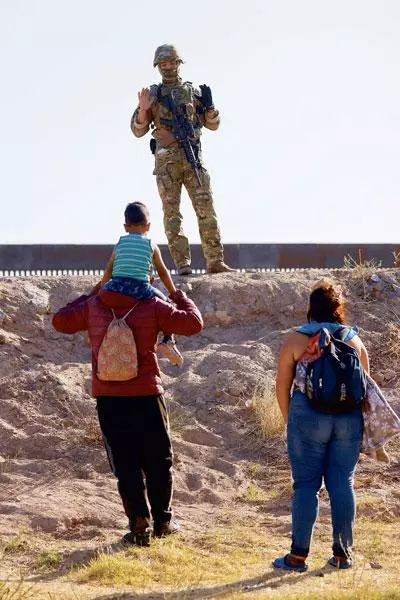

{"left": 0, "top": 581, "right": 76, "bottom": 600}
{"left": 344, "top": 253, "right": 382, "bottom": 301}
{"left": 385, "top": 321, "right": 400, "bottom": 359}
{"left": 344, "top": 253, "right": 382, "bottom": 280}
{"left": 35, "top": 551, "right": 62, "bottom": 571}
{"left": 356, "top": 517, "right": 399, "bottom": 561}
{"left": 79, "top": 415, "right": 103, "bottom": 446}
{"left": 2, "top": 534, "right": 31, "bottom": 556}
{"left": 241, "top": 483, "right": 270, "bottom": 503}
{"left": 230, "top": 589, "right": 400, "bottom": 600}
{"left": 393, "top": 250, "right": 400, "bottom": 268}
{"left": 71, "top": 526, "right": 271, "bottom": 589}
{"left": 245, "top": 462, "right": 263, "bottom": 479}
{"left": 248, "top": 377, "right": 285, "bottom": 439}
{"left": 168, "top": 400, "right": 194, "bottom": 434}
{"left": 1, "top": 513, "right": 399, "bottom": 599}
{"left": 66, "top": 517, "right": 400, "bottom": 598}
{"left": 370, "top": 320, "right": 400, "bottom": 383}
{"left": 0, "top": 581, "right": 36, "bottom": 600}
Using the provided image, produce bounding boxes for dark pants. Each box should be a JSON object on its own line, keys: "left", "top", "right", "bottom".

{"left": 96, "top": 395, "right": 173, "bottom": 531}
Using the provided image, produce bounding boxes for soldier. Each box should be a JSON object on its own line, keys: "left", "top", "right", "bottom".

{"left": 131, "top": 44, "right": 234, "bottom": 275}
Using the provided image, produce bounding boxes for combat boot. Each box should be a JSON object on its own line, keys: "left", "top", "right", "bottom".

{"left": 177, "top": 266, "right": 193, "bottom": 276}
{"left": 207, "top": 261, "right": 235, "bottom": 274}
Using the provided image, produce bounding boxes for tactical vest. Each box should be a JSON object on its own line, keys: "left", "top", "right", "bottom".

{"left": 148, "top": 81, "right": 204, "bottom": 146}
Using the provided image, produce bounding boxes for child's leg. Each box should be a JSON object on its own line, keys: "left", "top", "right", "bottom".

{"left": 149, "top": 287, "right": 184, "bottom": 365}
{"left": 104, "top": 277, "right": 157, "bottom": 300}
{"left": 158, "top": 335, "right": 183, "bottom": 366}
{"left": 150, "top": 286, "right": 168, "bottom": 302}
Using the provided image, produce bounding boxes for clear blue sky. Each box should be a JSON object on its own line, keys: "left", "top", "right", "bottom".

{"left": 1, "top": 0, "right": 399, "bottom": 245}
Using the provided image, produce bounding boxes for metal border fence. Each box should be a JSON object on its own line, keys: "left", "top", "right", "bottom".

{"left": 0, "top": 243, "right": 398, "bottom": 276}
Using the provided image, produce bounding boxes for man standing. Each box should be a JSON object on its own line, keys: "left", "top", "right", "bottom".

{"left": 52, "top": 283, "right": 203, "bottom": 545}
{"left": 131, "top": 44, "right": 234, "bottom": 275}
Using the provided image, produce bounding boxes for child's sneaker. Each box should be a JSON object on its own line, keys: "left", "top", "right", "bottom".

{"left": 376, "top": 447, "right": 390, "bottom": 463}
{"left": 158, "top": 339, "right": 184, "bottom": 366}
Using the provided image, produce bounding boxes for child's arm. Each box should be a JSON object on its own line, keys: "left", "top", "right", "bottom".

{"left": 100, "top": 251, "right": 116, "bottom": 286}
{"left": 153, "top": 245, "right": 176, "bottom": 296}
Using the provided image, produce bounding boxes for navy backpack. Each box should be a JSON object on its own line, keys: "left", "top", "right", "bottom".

{"left": 304, "top": 328, "right": 367, "bottom": 414}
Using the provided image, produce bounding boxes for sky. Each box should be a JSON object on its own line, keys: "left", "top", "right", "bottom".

{"left": 0, "top": 0, "right": 399, "bottom": 245}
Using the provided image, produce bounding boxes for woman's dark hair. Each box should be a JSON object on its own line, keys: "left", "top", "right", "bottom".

{"left": 307, "top": 283, "right": 347, "bottom": 324}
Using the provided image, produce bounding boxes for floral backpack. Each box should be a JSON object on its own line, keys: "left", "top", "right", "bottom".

{"left": 97, "top": 304, "right": 138, "bottom": 381}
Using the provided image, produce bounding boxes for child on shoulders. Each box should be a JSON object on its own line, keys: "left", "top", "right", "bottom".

{"left": 101, "top": 201, "right": 183, "bottom": 366}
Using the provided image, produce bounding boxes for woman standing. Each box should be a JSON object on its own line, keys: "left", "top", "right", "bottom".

{"left": 273, "top": 281, "right": 368, "bottom": 571}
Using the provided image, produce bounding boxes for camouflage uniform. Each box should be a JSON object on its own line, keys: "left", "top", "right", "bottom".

{"left": 131, "top": 47, "right": 226, "bottom": 272}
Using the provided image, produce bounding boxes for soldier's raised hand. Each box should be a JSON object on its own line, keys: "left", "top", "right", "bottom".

{"left": 138, "top": 88, "right": 154, "bottom": 111}
{"left": 198, "top": 84, "right": 214, "bottom": 111}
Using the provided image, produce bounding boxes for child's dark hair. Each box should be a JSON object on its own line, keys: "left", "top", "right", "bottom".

{"left": 124, "top": 202, "right": 150, "bottom": 225}
{"left": 307, "top": 283, "right": 347, "bottom": 324}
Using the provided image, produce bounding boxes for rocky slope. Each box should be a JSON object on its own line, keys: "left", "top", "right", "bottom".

{"left": 0, "top": 270, "right": 399, "bottom": 547}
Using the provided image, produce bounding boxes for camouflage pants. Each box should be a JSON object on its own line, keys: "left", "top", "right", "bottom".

{"left": 154, "top": 146, "right": 224, "bottom": 269}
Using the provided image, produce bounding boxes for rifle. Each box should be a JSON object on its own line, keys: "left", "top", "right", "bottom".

{"left": 159, "top": 90, "right": 203, "bottom": 186}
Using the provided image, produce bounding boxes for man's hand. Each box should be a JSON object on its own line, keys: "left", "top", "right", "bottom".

{"left": 138, "top": 88, "right": 154, "bottom": 112}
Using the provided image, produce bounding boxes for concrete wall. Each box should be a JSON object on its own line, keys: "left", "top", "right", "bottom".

{"left": 0, "top": 243, "right": 399, "bottom": 273}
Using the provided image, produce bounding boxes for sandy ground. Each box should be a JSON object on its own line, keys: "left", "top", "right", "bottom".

{"left": 0, "top": 270, "right": 399, "bottom": 583}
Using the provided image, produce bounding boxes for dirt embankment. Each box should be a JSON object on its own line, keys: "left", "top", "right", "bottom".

{"left": 0, "top": 270, "right": 399, "bottom": 547}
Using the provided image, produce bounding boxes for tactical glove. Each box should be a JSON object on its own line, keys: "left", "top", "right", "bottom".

{"left": 198, "top": 84, "right": 214, "bottom": 111}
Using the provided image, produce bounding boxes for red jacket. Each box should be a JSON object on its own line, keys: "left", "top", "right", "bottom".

{"left": 52, "top": 288, "right": 203, "bottom": 397}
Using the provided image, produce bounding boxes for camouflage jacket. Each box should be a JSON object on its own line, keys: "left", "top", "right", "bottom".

{"left": 131, "top": 81, "right": 220, "bottom": 148}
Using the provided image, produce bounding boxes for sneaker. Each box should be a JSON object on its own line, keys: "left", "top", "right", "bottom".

{"left": 376, "top": 447, "right": 390, "bottom": 464}
{"left": 328, "top": 556, "right": 353, "bottom": 569}
{"left": 157, "top": 339, "right": 184, "bottom": 366}
{"left": 177, "top": 266, "right": 193, "bottom": 276}
{"left": 153, "top": 520, "right": 180, "bottom": 538}
{"left": 207, "top": 262, "right": 235, "bottom": 274}
{"left": 122, "top": 529, "right": 151, "bottom": 547}
{"left": 273, "top": 554, "right": 308, "bottom": 572}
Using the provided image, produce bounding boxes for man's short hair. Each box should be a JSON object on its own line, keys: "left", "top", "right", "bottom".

{"left": 124, "top": 202, "right": 150, "bottom": 225}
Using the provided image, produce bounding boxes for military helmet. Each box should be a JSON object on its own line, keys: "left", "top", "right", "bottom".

{"left": 153, "top": 44, "right": 183, "bottom": 67}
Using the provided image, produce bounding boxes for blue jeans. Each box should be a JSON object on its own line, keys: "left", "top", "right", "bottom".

{"left": 288, "top": 391, "right": 363, "bottom": 558}
{"left": 104, "top": 277, "right": 168, "bottom": 301}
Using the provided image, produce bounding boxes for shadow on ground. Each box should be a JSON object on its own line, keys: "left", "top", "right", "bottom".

{"left": 27, "top": 539, "right": 125, "bottom": 582}
{"left": 92, "top": 563, "right": 337, "bottom": 600}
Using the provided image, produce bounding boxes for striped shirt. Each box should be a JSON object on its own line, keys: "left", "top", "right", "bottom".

{"left": 112, "top": 234, "right": 154, "bottom": 281}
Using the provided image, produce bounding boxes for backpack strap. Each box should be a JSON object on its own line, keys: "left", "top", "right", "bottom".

{"left": 332, "top": 326, "right": 357, "bottom": 342}
{"left": 110, "top": 303, "right": 139, "bottom": 322}
{"left": 332, "top": 328, "right": 347, "bottom": 341}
